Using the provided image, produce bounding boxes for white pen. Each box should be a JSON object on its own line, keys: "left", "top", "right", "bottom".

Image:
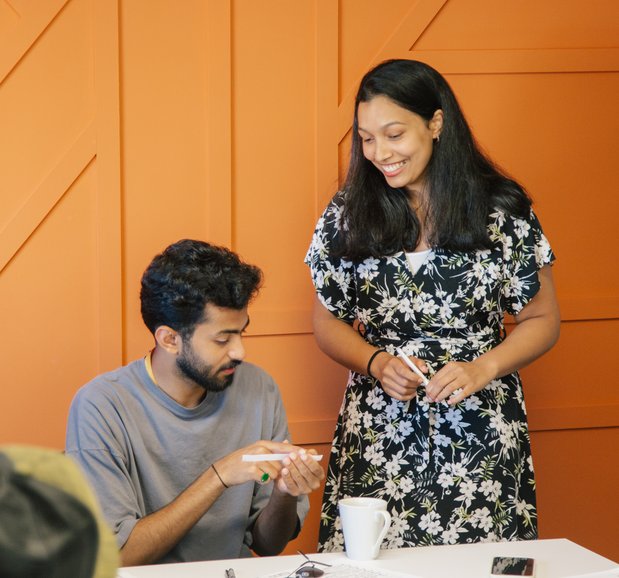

{"left": 396, "top": 347, "right": 429, "bottom": 386}
{"left": 242, "top": 453, "right": 323, "bottom": 462}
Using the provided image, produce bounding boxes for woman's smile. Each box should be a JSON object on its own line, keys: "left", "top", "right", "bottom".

{"left": 357, "top": 95, "right": 439, "bottom": 192}
{"left": 380, "top": 160, "right": 407, "bottom": 176}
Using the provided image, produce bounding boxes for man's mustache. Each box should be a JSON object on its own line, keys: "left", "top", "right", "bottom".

{"left": 219, "top": 360, "right": 242, "bottom": 372}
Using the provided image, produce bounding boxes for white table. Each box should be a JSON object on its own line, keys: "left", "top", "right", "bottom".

{"left": 118, "top": 539, "right": 619, "bottom": 578}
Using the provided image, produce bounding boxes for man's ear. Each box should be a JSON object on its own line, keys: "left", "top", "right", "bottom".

{"left": 154, "top": 326, "right": 181, "bottom": 354}
{"left": 430, "top": 109, "right": 443, "bottom": 140}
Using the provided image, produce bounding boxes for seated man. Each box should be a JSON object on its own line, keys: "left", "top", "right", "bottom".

{"left": 66, "top": 240, "right": 324, "bottom": 566}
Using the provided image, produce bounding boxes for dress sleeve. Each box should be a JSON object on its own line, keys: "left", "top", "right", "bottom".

{"left": 492, "top": 208, "right": 556, "bottom": 315}
{"left": 304, "top": 194, "right": 357, "bottom": 324}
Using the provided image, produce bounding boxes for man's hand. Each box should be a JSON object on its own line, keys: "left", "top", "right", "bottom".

{"left": 212, "top": 440, "right": 323, "bottom": 490}
{"left": 274, "top": 447, "right": 324, "bottom": 496}
{"left": 251, "top": 443, "right": 325, "bottom": 556}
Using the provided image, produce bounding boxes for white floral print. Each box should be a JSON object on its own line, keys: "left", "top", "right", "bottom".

{"left": 305, "top": 191, "right": 555, "bottom": 551}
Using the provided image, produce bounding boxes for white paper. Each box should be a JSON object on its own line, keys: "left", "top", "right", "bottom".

{"left": 561, "top": 568, "right": 619, "bottom": 578}
{"left": 242, "top": 453, "right": 323, "bottom": 462}
{"left": 258, "top": 563, "right": 422, "bottom": 578}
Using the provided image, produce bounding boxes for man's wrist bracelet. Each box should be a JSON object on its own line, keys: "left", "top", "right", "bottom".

{"left": 211, "top": 463, "right": 229, "bottom": 489}
{"left": 366, "top": 349, "right": 387, "bottom": 379}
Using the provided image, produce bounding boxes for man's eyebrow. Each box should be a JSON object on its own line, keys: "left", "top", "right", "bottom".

{"left": 217, "top": 317, "right": 250, "bottom": 335}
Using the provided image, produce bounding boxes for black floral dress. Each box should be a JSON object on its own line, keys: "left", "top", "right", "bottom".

{"left": 304, "top": 191, "right": 555, "bottom": 551}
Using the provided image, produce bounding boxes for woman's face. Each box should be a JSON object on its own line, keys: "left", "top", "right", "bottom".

{"left": 357, "top": 95, "right": 442, "bottom": 194}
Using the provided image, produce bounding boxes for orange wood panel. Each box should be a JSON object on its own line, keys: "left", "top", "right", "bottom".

{"left": 93, "top": 0, "right": 123, "bottom": 370}
{"left": 315, "top": 0, "right": 340, "bottom": 212}
{"left": 0, "top": 166, "right": 101, "bottom": 446}
{"left": 338, "top": 0, "right": 425, "bottom": 100}
{"left": 0, "top": 0, "right": 68, "bottom": 82}
{"left": 232, "top": 0, "right": 320, "bottom": 338}
{"left": 408, "top": 48, "right": 619, "bottom": 74}
{"left": 0, "top": 0, "right": 116, "bottom": 448}
{"left": 243, "top": 333, "right": 348, "bottom": 443}
{"left": 0, "top": 124, "right": 96, "bottom": 272}
{"left": 415, "top": 0, "right": 619, "bottom": 50}
{"left": 533, "top": 427, "right": 619, "bottom": 562}
{"left": 442, "top": 72, "right": 619, "bottom": 321}
{"left": 0, "top": 0, "right": 95, "bottom": 237}
{"left": 521, "top": 320, "right": 619, "bottom": 412}
{"left": 120, "top": 0, "right": 213, "bottom": 362}
{"left": 205, "top": 0, "right": 233, "bottom": 248}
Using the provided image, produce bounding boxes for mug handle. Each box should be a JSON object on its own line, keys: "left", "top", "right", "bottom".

{"left": 371, "top": 510, "right": 391, "bottom": 558}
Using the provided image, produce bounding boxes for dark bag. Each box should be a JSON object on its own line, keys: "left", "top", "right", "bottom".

{"left": 0, "top": 453, "right": 99, "bottom": 578}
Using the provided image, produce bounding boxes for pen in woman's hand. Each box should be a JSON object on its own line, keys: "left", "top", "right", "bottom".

{"left": 395, "top": 347, "right": 429, "bottom": 385}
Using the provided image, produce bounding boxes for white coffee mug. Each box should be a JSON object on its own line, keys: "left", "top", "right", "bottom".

{"left": 338, "top": 497, "right": 391, "bottom": 561}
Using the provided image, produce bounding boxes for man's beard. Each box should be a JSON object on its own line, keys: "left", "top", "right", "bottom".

{"left": 176, "top": 343, "right": 240, "bottom": 393}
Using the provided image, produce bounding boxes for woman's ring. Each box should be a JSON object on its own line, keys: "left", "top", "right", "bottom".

{"left": 260, "top": 472, "right": 270, "bottom": 484}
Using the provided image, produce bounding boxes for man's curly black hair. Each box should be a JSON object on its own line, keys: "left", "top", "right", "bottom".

{"left": 140, "top": 239, "right": 262, "bottom": 339}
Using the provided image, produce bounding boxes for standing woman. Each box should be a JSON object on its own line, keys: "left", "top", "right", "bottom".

{"left": 305, "top": 59, "right": 560, "bottom": 550}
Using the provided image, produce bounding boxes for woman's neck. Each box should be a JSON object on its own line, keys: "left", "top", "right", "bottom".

{"left": 408, "top": 190, "right": 430, "bottom": 250}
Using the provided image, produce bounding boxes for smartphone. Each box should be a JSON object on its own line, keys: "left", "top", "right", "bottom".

{"left": 490, "top": 556, "right": 536, "bottom": 577}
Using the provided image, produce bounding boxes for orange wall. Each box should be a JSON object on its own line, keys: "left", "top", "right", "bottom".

{"left": 1, "top": 0, "right": 618, "bottom": 561}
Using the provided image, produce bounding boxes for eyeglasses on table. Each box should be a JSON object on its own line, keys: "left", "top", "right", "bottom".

{"left": 285, "top": 551, "right": 332, "bottom": 577}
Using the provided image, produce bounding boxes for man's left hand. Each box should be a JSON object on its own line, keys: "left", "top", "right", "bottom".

{"left": 274, "top": 448, "right": 324, "bottom": 496}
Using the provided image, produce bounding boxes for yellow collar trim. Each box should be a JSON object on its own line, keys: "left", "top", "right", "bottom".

{"left": 144, "top": 350, "right": 157, "bottom": 385}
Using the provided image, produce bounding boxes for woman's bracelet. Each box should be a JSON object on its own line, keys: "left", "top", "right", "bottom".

{"left": 366, "top": 349, "right": 388, "bottom": 379}
{"left": 211, "top": 463, "right": 229, "bottom": 489}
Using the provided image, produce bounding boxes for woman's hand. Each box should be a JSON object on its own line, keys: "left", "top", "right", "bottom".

{"left": 425, "top": 359, "right": 495, "bottom": 405}
{"left": 426, "top": 266, "right": 560, "bottom": 405}
{"left": 425, "top": 265, "right": 560, "bottom": 405}
{"left": 372, "top": 352, "right": 427, "bottom": 401}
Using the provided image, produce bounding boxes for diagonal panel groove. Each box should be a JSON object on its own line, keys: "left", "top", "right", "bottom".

{"left": 337, "top": 0, "right": 448, "bottom": 140}
{"left": 3, "top": 0, "right": 21, "bottom": 18}
{"left": 0, "top": 122, "right": 96, "bottom": 273}
{"left": 0, "top": 0, "right": 69, "bottom": 85}
{"left": 407, "top": 47, "right": 619, "bottom": 74}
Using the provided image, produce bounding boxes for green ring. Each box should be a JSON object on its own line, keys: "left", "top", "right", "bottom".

{"left": 260, "top": 472, "right": 270, "bottom": 483}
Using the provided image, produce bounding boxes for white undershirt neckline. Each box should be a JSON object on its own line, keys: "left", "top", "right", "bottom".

{"left": 405, "top": 249, "right": 432, "bottom": 274}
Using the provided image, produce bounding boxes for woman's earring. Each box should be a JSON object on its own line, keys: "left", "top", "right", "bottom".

{"left": 434, "top": 134, "right": 440, "bottom": 143}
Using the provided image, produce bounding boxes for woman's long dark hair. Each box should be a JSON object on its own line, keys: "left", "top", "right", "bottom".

{"left": 335, "top": 59, "right": 531, "bottom": 260}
